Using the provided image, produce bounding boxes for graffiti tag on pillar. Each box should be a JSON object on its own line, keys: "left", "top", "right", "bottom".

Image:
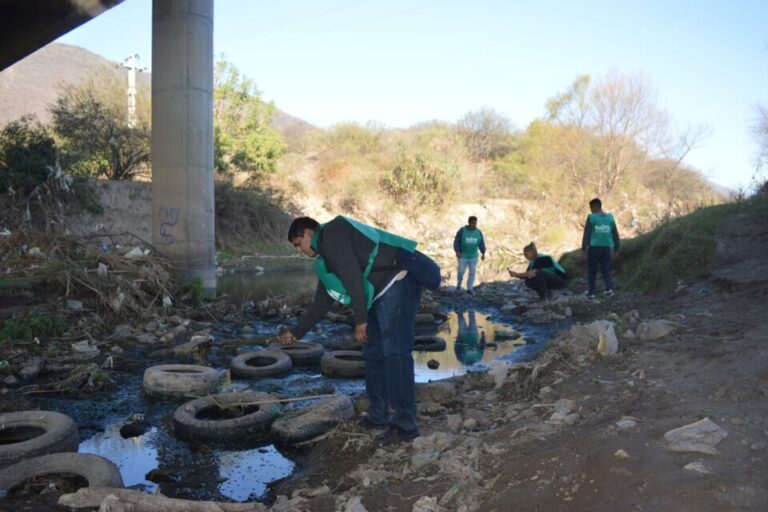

{"left": 159, "top": 207, "right": 179, "bottom": 246}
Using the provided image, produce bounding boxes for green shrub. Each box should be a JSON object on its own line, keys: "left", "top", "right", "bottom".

{"left": 380, "top": 148, "right": 458, "bottom": 208}
{"left": 0, "top": 311, "right": 64, "bottom": 342}
{"left": 0, "top": 116, "right": 57, "bottom": 194}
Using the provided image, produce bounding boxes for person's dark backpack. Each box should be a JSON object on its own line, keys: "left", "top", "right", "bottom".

{"left": 395, "top": 248, "right": 442, "bottom": 289}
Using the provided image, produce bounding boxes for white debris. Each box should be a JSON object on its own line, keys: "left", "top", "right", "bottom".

{"left": 636, "top": 319, "right": 680, "bottom": 341}
{"left": 664, "top": 418, "right": 728, "bottom": 455}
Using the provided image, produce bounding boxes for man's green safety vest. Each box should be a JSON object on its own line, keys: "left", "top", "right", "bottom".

{"left": 310, "top": 216, "right": 417, "bottom": 309}
{"left": 588, "top": 213, "right": 615, "bottom": 248}
{"left": 460, "top": 227, "right": 483, "bottom": 259}
{"left": 527, "top": 254, "right": 567, "bottom": 277}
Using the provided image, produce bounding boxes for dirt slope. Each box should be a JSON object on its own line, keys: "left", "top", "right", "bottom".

{"left": 270, "top": 200, "right": 768, "bottom": 511}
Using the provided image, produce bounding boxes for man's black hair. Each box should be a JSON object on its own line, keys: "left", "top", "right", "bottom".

{"left": 468, "top": 216, "right": 478, "bottom": 223}
{"left": 589, "top": 198, "right": 602, "bottom": 209}
{"left": 287, "top": 216, "right": 319, "bottom": 241}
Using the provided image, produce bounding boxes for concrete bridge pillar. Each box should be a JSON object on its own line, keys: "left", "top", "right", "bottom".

{"left": 151, "top": 0, "right": 215, "bottom": 289}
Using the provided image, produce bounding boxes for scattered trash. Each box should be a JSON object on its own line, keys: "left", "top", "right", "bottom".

{"left": 683, "top": 460, "right": 711, "bottom": 474}
{"left": 66, "top": 299, "right": 83, "bottom": 311}
{"left": 585, "top": 320, "right": 618, "bottom": 356}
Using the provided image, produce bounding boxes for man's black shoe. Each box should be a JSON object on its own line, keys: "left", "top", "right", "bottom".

{"left": 374, "top": 426, "right": 419, "bottom": 446}
{"left": 357, "top": 416, "right": 387, "bottom": 430}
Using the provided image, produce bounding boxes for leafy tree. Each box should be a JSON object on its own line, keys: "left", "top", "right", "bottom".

{"left": 380, "top": 147, "right": 458, "bottom": 207}
{"left": 214, "top": 58, "right": 286, "bottom": 180}
{"left": 318, "top": 122, "right": 382, "bottom": 156}
{"left": 457, "top": 107, "right": 514, "bottom": 162}
{"left": 50, "top": 78, "right": 150, "bottom": 180}
{"left": 0, "top": 116, "right": 57, "bottom": 194}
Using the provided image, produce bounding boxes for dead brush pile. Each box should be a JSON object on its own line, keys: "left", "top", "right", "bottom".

{"left": 0, "top": 225, "right": 176, "bottom": 323}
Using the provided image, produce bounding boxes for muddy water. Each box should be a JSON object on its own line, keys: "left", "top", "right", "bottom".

{"left": 31, "top": 270, "right": 566, "bottom": 504}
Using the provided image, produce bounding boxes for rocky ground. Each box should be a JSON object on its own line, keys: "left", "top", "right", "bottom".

{"left": 257, "top": 201, "right": 768, "bottom": 512}
{"left": 2, "top": 200, "right": 767, "bottom": 512}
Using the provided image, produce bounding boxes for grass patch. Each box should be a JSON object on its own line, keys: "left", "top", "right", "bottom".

{"left": 561, "top": 196, "right": 768, "bottom": 292}
{"left": 0, "top": 311, "right": 64, "bottom": 342}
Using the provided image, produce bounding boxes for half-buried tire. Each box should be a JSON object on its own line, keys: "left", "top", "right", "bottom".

{"left": 271, "top": 395, "right": 355, "bottom": 445}
{"left": 0, "top": 453, "right": 124, "bottom": 494}
{"left": 267, "top": 342, "right": 324, "bottom": 366}
{"left": 413, "top": 336, "right": 447, "bottom": 352}
{"left": 321, "top": 350, "right": 365, "bottom": 378}
{"left": 143, "top": 364, "right": 228, "bottom": 399}
{"left": 173, "top": 392, "right": 282, "bottom": 442}
{"left": 231, "top": 350, "right": 292, "bottom": 379}
{"left": 0, "top": 411, "right": 79, "bottom": 469}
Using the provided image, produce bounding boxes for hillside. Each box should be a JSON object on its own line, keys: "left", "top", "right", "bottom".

{"left": 0, "top": 43, "right": 309, "bottom": 134}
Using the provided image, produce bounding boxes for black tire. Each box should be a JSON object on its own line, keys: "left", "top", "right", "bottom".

{"left": 0, "top": 453, "right": 124, "bottom": 494}
{"left": 173, "top": 391, "right": 282, "bottom": 442}
{"left": 143, "top": 364, "right": 229, "bottom": 399}
{"left": 0, "top": 411, "right": 79, "bottom": 469}
{"left": 494, "top": 328, "right": 522, "bottom": 341}
{"left": 267, "top": 342, "right": 324, "bottom": 366}
{"left": 271, "top": 395, "right": 354, "bottom": 445}
{"left": 413, "top": 335, "right": 447, "bottom": 352}
{"left": 321, "top": 350, "right": 365, "bottom": 378}
{"left": 415, "top": 313, "right": 435, "bottom": 324}
{"left": 230, "top": 350, "right": 292, "bottom": 379}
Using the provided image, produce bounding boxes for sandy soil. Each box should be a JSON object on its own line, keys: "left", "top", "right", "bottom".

{"left": 268, "top": 213, "right": 768, "bottom": 512}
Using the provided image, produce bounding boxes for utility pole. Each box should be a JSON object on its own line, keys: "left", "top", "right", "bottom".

{"left": 122, "top": 54, "right": 141, "bottom": 128}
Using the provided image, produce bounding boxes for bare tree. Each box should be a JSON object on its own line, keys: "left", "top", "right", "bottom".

{"left": 548, "top": 71, "right": 707, "bottom": 197}
{"left": 457, "top": 107, "right": 514, "bottom": 162}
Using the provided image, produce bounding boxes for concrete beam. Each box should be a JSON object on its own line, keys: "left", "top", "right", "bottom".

{"left": 151, "top": 0, "right": 215, "bottom": 289}
{"left": 0, "top": 0, "right": 124, "bottom": 72}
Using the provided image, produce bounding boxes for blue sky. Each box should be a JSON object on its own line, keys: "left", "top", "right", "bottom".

{"left": 56, "top": 0, "right": 768, "bottom": 190}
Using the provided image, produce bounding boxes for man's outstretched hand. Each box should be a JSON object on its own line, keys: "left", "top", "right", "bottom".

{"left": 354, "top": 323, "right": 368, "bottom": 343}
{"left": 278, "top": 330, "right": 297, "bottom": 345}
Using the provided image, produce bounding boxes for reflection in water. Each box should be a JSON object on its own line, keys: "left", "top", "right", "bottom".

{"left": 79, "top": 421, "right": 295, "bottom": 502}
{"left": 455, "top": 308, "right": 484, "bottom": 365}
{"left": 218, "top": 446, "right": 295, "bottom": 501}
{"left": 79, "top": 426, "right": 160, "bottom": 491}
{"left": 413, "top": 309, "right": 548, "bottom": 382}
{"left": 217, "top": 266, "right": 315, "bottom": 303}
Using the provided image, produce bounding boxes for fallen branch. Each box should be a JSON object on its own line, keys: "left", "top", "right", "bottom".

{"left": 58, "top": 488, "right": 268, "bottom": 511}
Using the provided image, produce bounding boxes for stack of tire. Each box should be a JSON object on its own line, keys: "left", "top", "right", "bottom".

{"left": 0, "top": 410, "right": 124, "bottom": 497}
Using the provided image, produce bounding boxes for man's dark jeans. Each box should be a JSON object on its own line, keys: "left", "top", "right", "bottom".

{"left": 524, "top": 271, "right": 566, "bottom": 300}
{"left": 587, "top": 246, "right": 614, "bottom": 295}
{"left": 362, "top": 274, "right": 422, "bottom": 432}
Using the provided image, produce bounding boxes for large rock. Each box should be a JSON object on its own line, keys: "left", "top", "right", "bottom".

{"left": 416, "top": 381, "right": 455, "bottom": 403}
{"left": 664, "top": 418, "right": 727, "bottom": 455}
{"left": 636, "top": 319, "right": 679, "bottom": 341}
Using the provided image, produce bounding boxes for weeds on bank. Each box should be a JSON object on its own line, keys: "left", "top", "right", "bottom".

{"left": 560, "top": 195, "right": 768, "bottom": 292}
{"left": 0, "top": 311, "right": 63, "bottom": 342}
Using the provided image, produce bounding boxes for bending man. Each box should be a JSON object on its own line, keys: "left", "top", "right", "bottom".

{"left": 278, "top": 216, "right": 423, "bottom": 445}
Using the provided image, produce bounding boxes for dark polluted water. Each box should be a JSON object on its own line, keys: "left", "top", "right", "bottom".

{"left": 30, "top": 270, "right": 567, "bottom": 504}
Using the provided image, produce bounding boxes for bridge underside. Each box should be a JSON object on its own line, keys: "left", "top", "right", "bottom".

{"left": 0, "top": 0, "right": 124, "bottom": 72}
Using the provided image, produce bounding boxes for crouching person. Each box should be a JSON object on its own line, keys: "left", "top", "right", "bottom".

{"left": 508, "top": 242, "right": 567, "bottom": 301}
{"left": 278, "top": 215, "right": 440, "bottom": 445}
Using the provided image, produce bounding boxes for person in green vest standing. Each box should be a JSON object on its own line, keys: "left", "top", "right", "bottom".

{"left": 581, "top": 197, "right": 620, "bottom": 298}
{"left": 278, "top": 216, "right": 424, "bottom": 445}
{"left": 508, "top": 242, "right": 567, "bottom": 300}
{"left": 453, "top": 216, "right": 486, "bottom": 294}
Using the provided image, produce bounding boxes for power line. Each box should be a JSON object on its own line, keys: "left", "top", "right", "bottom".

{"left": 219, "top": 0, "right": 372, "bottom": 45}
